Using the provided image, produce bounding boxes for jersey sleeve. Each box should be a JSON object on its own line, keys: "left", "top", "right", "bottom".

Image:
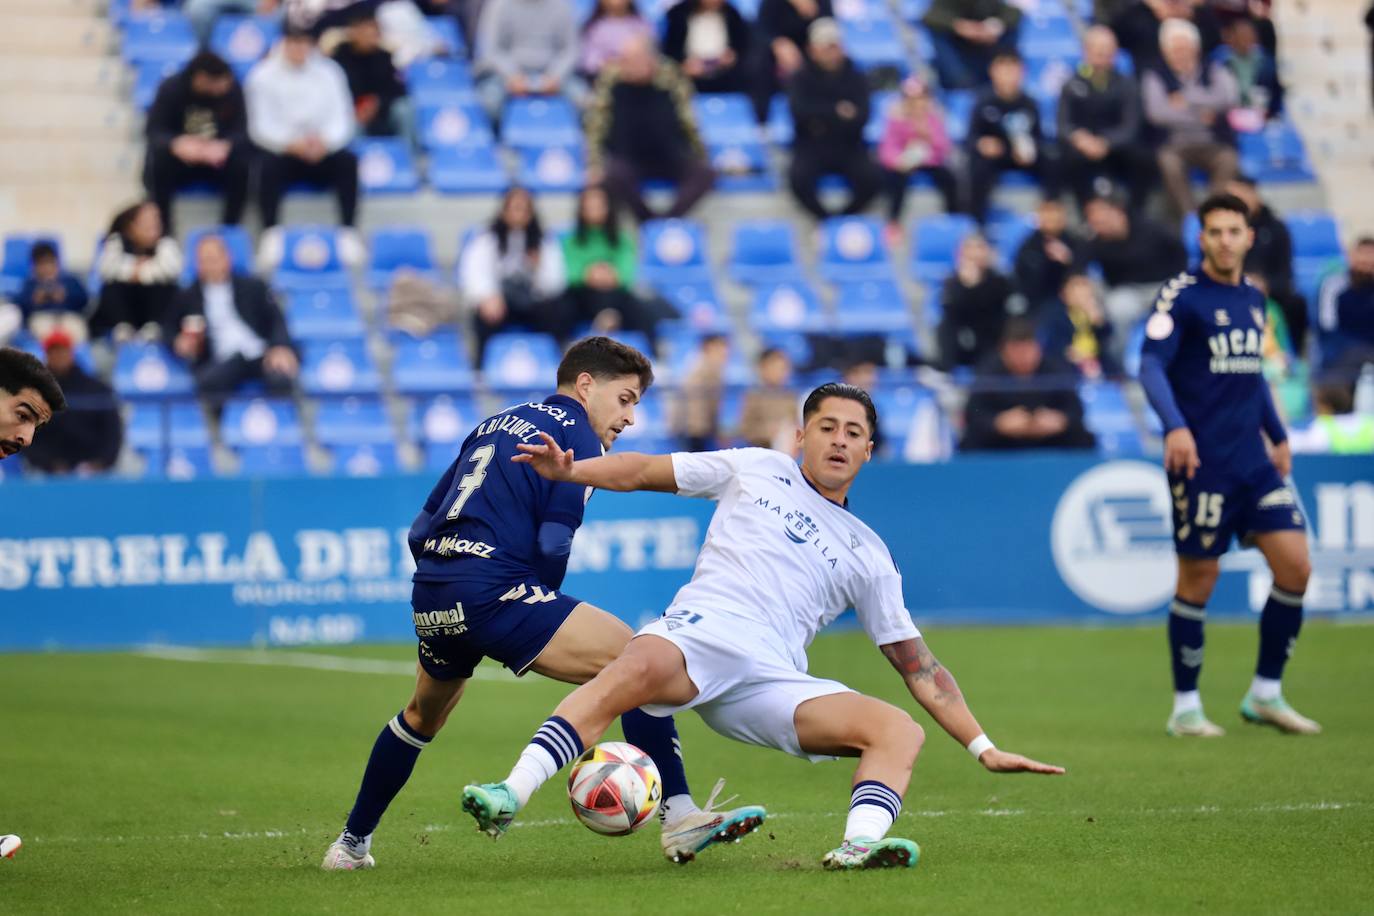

{"left": 670, "top": 448, "right": 765, "bottom": 500}
{"left": 542, "top": 414, "right": 602, "bottom": 529}
{"left": 1138, "top": 277, "right": 1191, "bottom": 433}
{"left": 851, "top": 557, "right": 921, "bottom": 646}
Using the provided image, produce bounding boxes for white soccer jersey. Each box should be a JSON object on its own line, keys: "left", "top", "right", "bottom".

{"left": 667, "top": 448, "right": 920, "bottom": 670}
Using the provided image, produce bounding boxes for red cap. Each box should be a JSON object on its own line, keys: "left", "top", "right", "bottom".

{"left": 42, "top": 329, "right": 74, "bottom": 351}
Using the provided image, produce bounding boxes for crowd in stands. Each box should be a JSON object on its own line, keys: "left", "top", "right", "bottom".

{"left": 1, "top": 0, "right": 1372, "bottom": 481}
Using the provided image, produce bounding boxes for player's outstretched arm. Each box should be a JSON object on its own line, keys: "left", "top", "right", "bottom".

{"left": 513, "top": 431, "right": 678, "bottom": 493}
{"left": 879, "top": 638, "right": 1065, "bottom": 775}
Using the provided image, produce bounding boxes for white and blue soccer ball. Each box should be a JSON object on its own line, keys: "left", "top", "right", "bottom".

{"left": 567, "top": 742, "right": 662, "bottom": 836}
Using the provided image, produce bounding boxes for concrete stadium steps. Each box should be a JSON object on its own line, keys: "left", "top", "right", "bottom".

{"left": 0, "top": 14, "right": 112, "bottom": 54}
{"left": 0, "top": 55, "right": 129, "bottom": 94}
{"left": 0, "top": 140, "right": 143, "bottom": 182}
{"left": 0, "top": 93, "right": 137, "bottom": 138}
{"left": 0, "top": 0, "right": 104, "bottom": 13}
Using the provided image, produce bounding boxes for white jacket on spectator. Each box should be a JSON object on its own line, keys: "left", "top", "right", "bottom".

{"left": 458, "top": 230, "right": 566, "bottom": 303}
{"left": 96, "top": 234, "right": 183, "bottom": 285}
{"left": 245, "top": 46, "right": 356, "bottom": 154}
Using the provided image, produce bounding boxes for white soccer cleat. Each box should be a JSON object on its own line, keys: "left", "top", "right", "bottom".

{"left": 1, "top": 835, "right": 21, "bottom": 859}
{"left": 1166, "top": 708, "right": 1226, "bottom": 737}
{"left": 660, "top": 778, "right": 766, "bottom": 864}
{"left": 1241, "top": 694, "right": 1322, "bottom": 735}
{"left": 321, "top": 833, "right": 375, "bottom": 870}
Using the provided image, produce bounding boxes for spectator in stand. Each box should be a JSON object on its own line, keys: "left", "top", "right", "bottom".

{"left": 670, "top": 333, "right": 728, "bottom": 450}
{"left": 1288, "top": 382, "right": 1374, "bottom": 455}
{"left": 1058, "top": 26, "right": 1148, "bottom": 209}
{"left": 965, "top": 51, "right": 1058, "bottom": 226}
{"left": 169, "top": 234, "right": 299, "bottom": 397}
{"left": 738, "top": 347, "right": 798, "bottom": 450}
{"left": 922, "top": 0, "right": 1022, "bottom": 91}
{"left": 1211, "top": 14, "right": 1282, "bottom": 125}
{"left": 786, "top": 18, "right": 881, "bottom": 220}
{"left": 1142, "top": 18, "right": 1240, "bottom": 221}
{"left": 20, "top": 330, "right": 122, "bottom": 476}
{"left": 246, "top": 25, "right": 360, "bottom": 231}
{"left": 936, "top": 232, "right": 1017, "bottom": 370}
{"left": 460, "top": 187, "right": 568, "bottom": 360}
{"left": 90, "top": 201, "right": 183, "bottom": 342}
{"left": 563, "top": 185, "right": 663, "bottom": 338}
{"left": 750, "top": 0, "right": 832, "bottom": 121}
{"left": 1315, "top": 237, "right": 1374, "bottom": 380}
{"left": 1223, "top": 175, "right": 1306, "bottom": 348}
{"left": 1037, "top": 273, "right": 1117, "bottom": 380}
{"left": 143, "top": 51, "right": 251, "bottom": 235}
{"left": 331, "top": 8, "right": 413, "bottom": 144}
{"left": 662, "top": 0, "right": 751, "bottom": 93}
{"left": 1013, "top": 199, "right": 1088, "bottom": 316}
{"left": 1111, "top": 0, "right": 1220, "bottom": 73}
{"left": 1082, "top": 194, "right": 1187, "bottom": 336}
{"left": 14, "top": 243, "right": 89, "bottom": 344}
{"left": 586, "top": 37, "right": 715, "bottom": 222}
{"left": 475, "top": 0, "right": 582, "bottom": 123}
{"left": 877, "top": 77, "right": 960, "bottom": 238}
{"left": 184, "top": 0, "right": 280, "bottom": 45}
{"left": 580, "top": 0, "right": 655, "bottom": 81}
{"left": 961, "top": 317, "right": 1095, "bottom": 452}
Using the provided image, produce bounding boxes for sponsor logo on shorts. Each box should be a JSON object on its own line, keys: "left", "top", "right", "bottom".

{"left": 1257, "top": 487, "right": 1297, "bottom": 510}
{"left": 415, "top": 604, "right": 467, "bottom": 636}
{"left": 500, "top": 583, "right": 559, "bottom": 604}
{"left": 423, "top": 536, "right": 496, "bottom": 559}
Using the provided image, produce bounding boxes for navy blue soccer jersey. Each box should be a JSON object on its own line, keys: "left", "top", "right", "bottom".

{"left": 1139, "top": 269, "right": 1284, "bottom": 475}
{"left": 410, "top": 394, "right": 602, "bottom": 587}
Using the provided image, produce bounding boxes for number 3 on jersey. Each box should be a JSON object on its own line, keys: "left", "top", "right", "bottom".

{"left": 446, "top": 444, "right": 496, "bottom": 520}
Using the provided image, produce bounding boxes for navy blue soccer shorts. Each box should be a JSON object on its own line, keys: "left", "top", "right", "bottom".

{"left": 410, "top": 577, "right": 582, "bottom": 681}
{"left": 1168, "top": 462, "right": 1306, "bottom": 558}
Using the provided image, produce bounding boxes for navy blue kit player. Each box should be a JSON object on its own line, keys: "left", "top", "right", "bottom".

{"left": 323, "top": 338, "right": 759, "bottom": 870}
{"left": 1138, "top": 194, "right": 1320, "bottom": 739}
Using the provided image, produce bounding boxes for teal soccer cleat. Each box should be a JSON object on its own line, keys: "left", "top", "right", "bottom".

{"left": 1166, "top": 707, "right": 1226, "bottom": 737}
{"left": 821, "top": 837, "right": 920, "bottom": 871}
{"left": 461, "top": 782, "right": 522, "bottom": 838}
{"left": 1240, "top": 693, "right": 1322, "bottom": 735}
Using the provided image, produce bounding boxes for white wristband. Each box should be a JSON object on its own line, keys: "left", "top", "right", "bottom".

{"left": 967, "top": 734, "right": 995, "bottom": 760}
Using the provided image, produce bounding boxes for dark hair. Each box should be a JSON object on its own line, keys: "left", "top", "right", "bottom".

{"left": 556, "top": 336, "right": 655, "bottom": 391}
{"left": 757, "top": 346, "right": 786, "bottom": 365}
{"left": 1356, "top": 236, "right": 1374, "bottom": 248}
{"left": 491, "top": 187, "right": 542, "bottom": 257}
{"left": 991, "top": 49, "right": 1023, "bottom": 66}
{"left": 187, "top": 50, "right": 232, "bottom": 79}
{"left": 1001, "top": 316, "right": 1039, "bottom": 343}
{"left": 583, "top": 0, "right": 639, "bottom": 32}
{"left": 574, "top": 185, "right": 620, "bottom": 247}
{"left": 108, "top": 200, "right": 162, "bottom": 249}
{"left": 1229, "top": 174, "right": 1258, "bottom": 188}
{"left": 1313, "top": 381, "right": 1354, "bottom": 414}
{"left": 30, "top": 241, "right": 58, "bottom": 265}
{"left": 802, "top": 382, "right": 877, "bottom": 437}
{"left": 1198, "top": 192, "right": 1251, "bottom": 227}
{"left": 0, "top": 347, "right": 67, "bottom": 414}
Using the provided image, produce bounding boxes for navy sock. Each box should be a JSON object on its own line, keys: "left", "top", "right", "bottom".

{"left": 620, "top": 708, "right": 691, "bottom": 800}
{"left": 1168, "top": 597, "right": 1206, "bottom": 692}
{"left": 344, "top": 711, "right": 432, "bottom": 839}
{"left": 1256, "top": 585, "right": 1304, "bottom": 679}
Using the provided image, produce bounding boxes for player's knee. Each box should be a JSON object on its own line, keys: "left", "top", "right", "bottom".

{"left": 893, "top": 715, "right": 925, "bottom": 767}
{"left": 1278, "top": 554, "right": 1311, "bottom": 593}
{"left": 403, "top": 698, "right": 446, "bottom": 737}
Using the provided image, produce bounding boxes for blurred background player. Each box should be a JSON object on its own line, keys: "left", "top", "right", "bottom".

{"left": 0, "top": 347, "right": 66, "bottom": 462}
{"left": 1138, "top": 194, "right": 1319, "bottom": 739}
{"left": 322, "top": 337, "right": 755, "bottom": 870}
{"left": 463, "top": 383, "right": 1063, "bottom": 870}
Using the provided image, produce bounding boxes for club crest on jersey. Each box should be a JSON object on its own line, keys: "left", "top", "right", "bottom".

{"left": 753, "top": 497, "right": 838, "bottom": 569}
{"left": 1214, "top": 309, "right": 1231, "bottom": 327}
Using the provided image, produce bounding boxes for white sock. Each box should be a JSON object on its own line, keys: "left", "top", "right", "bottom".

{"left": 1249, "top": 676, "right": 1282, "bottom": 701}
{"left": 1172, "top": 690, "right": 1202, "bottom": 717}
{"left": 845, "top": 781, "right": 902, "bottom": 842}
{"left": 505, "top": 716, "right": 584, "bottom": 807}
{"left": 338, "top": 830, "right": 371, "bottom": 854}
{"left": 661, "top": 793, "right": 699, "bottom": 828}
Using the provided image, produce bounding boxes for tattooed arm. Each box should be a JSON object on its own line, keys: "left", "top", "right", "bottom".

{"left": 880, "top": 638, "right": 1065, "bottom": 775}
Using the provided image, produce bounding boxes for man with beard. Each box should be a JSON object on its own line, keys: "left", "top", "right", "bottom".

{"left": 0, "top": 347, "right": 66, "bottom": 462}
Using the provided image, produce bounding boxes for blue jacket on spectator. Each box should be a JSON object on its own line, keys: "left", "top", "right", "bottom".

{"left": 15, "top": 272, "right": 89, "bottom": 320}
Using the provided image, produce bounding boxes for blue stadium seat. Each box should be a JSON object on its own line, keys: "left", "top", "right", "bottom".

{"left": 750, "top": 281, "right": 828, "bottom": 333}
{"left": 1286, "top": 210, "right": 1342, "bottom": 259}
{"left": 314, "top": 397, "right": 395, "bottom": 446}
{"left": 872, "top": 385, "right": 947, "bottom": 461}
{"left": 818, "top": 216, "right": 894, "bottom": 283}
{"left": 758, "top": 331, "right": 813, "bottom": 369}
{"left": 516, "top": 146, "right": 584, "bottom": 193}
{"left": 411, "top": 393, "right": 482, "bottom": 447}
{"left": 1237, "top": 120, "right": 1314, "bottom": 184}
{"left": 334, "top": 442, "right": 401, "bottom": 476}
{"left": 834, "top": 0, "right": 892, "bottom": 21}
{"left": 709, "top": 142, "right": 777, "bottom": 193}
{"left": 113, "top": 343, "right": 195, "bottom": 399}
{"left": 1181, "top": 211, "right": 1202, "bottom": 261}
{"left": 132, "top": 59, "right": 182, "bottom": 111}
{"left": 426, "top": 16, "right": 466, "bottom": 57}
{"left": 841, "top": 16, "right": 909, "bottom": 72}
{"left": 1, "top": 233, "right": 60, "bottom": 297}
{"left": 367, "top": 226, "right": 438, "bottom": 289}
{"left": 694, "top": 94, "right": 759, "bottom": 145}
{"left": 274, "top": 226, "right": 349, "bottom": 290}
{"left": 392, "top": 332, "right": 475, "bottom": 394}
{"left": 1080, "top": 381, "right": 1144, "bottom": 458}
{"left": 1023, "top": 56, "right": 1075, "bottom": 104}
{"left": 662, "top": 333, "right": 753, "bottom": 386}
{"left": 728, "top": 220, "right": 803, "bottom": 286}
{"left": 942, "top": 90, "right": 975, "bottom": 143}
{"left": 611, "top": 391, "right": 673, "bottom": 451}
{"left": 640, "top": 219, "right": 712, "bottom": 286}
{"left": 181, "top": 224, "right": 252, "bottom": 283}
{"left": 285, "top": 288, "right": 365, "bottom": 341}
{"left": 300, "top": 339, "right": 382, "bottom": 396}
{"left": 1018, "top": 14, "right": 1079, "bottom": 60}
{"left": 419, "top": 102, "right": 495, "bottom": 150}
{"left": 987, "top": 212, "right": 1036, "bottom": 269}
{"left": 865, "top": 92, "right": 898, "bottom": 145}
{"left": 145, "top": 445, "right": 215, "bottom": 480}
{"left": 122, "top": 11, "right": 196, "bottom": 65}
{"left": 235, "top": 444, "right": 308, "bottom": 477}
{"left": 483, "top": 333, "right": 562, "bottom": 388}
{"left": 209, "top": 15, "right": 278, "bottom": 77}
{"left": 833, "top": 280, "right": 910, "bottom": 333}
{"left": 356, "top": 139, "right": 421, "bottom": 194}
{"left": 652, "top": 279, "right": 730, "bottom": 332}
{"left": 9, "top": 332, "right": 96, "bottom": 376}
{"left": 501, "top": 97, "right": 581, "bottom": 147}
{"left": 221, "top": 398, "right": 304, "bottom": 447}
{"left": 406, "top": 58, "right": 475, "bottom": 104}
{"left": 766, "top": 95, "right": 794, "bottom": 146}
{"left": 429, "top": 146, "right": 508, "bottom": 194}
{"left": 125, "top": 400, "right": 211, "bottom": 451}
{"left": 911, "top": 213, "right": 977, "bottom": 284}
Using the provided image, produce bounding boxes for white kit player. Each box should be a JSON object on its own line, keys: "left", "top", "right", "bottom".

{"left": 463, "top": 383, "right": 1064, "bottom": 870}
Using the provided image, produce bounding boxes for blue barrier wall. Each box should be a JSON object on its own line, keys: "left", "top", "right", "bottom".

{"left": 1, "top": 455, "right": 1370, "bottom": 650}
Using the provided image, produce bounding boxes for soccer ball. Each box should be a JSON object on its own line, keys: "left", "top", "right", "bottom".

{"left": 567, "top": 741, "right": 662, "bottom": 836}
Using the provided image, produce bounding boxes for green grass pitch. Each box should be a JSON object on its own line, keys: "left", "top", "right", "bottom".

{"left": 2, "top": 623, "right": 1372, "bottom": 914}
